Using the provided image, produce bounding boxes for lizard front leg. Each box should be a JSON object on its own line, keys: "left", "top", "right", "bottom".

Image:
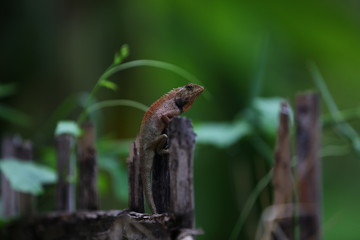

{"left": 160, "top": 109, "right": 181, "bottom": 125}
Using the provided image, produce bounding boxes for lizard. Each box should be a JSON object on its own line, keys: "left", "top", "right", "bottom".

{"left": 138, "top": 83, "right": 204, "bottom": 213}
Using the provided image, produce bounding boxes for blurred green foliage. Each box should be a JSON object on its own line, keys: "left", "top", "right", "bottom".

{"left": 0, "top": 159, "right": 57, "bottom": 195}
{"left": 2, "top": 0, "right": 360, "bottom": 239}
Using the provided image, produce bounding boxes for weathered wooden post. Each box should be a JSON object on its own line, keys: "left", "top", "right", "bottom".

{"left": 153, "top": 116, "right": 198, "bottom": 237}
{"left": 128, "top": 138, "right": 145, "bottom": 212}
{"left": 272, "top": 101, "right": 294, "bottom": 239}
{"left": 1, "top": 136, "right": 20, "bottom": 218}
{"left": 77, "top": 122, "right": 99, "bottom": 210}
{"left": 56, "top": 133, "right": 75, "bottom": 211}
{"left": 128, "top": 116, "right": 199, "bottom": 239}
{"left": 295, "top": 93, "right": 322, "bottom": 240}
{"left": 17, "top": 140, "right": 35, "bottom": 215}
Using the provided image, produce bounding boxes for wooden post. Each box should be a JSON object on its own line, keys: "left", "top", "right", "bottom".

{"left": 152, "top": 117, "right": 197, "bottom": 232}
{"left": 295, "top": 93, "right": 321, "bottom": 240}
{"left": 17, "top": 140, "right": 35, "bottom": 216}
{"left": 152, "top": 127, "right": 171, "bottom": 213}
{"left": 1, "top": 136, "right": 20, "bottom": 218}
{"left": 77, "top": 122, "right": 99, "bottom": 210}
{"left": 56, "top": 134, "right": 75, "bottom": 212}
{"left": 128, "top": 138, "right": 145, "bottom": 212}
{"left": 272, "top": 102, "right": 294, "bottom": 239}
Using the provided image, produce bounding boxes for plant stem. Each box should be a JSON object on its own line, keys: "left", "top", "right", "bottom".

{"left": 87, "top": 99, "right": 148, "bottom": 113}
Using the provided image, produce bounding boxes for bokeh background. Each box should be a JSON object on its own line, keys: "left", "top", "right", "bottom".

{"left": 2, "top": 0, "right": 360, "bottom": 239}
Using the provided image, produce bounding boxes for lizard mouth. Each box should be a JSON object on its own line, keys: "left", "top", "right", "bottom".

{"left": 194, "top": 85, "right": 204, "bottom": 96}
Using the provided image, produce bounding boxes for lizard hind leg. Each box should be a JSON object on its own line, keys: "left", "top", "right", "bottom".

{"left": 151, "top": 134, "right": 169, "bottom": 155}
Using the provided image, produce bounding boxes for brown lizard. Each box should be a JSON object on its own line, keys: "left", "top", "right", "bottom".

{"left": 138, "top": 83, "right": 204, "bottom": 213}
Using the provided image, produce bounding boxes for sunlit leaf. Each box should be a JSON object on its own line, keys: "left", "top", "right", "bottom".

{"left": 99, "top": 79, "right": 118, "bottom": 91}
{"left": 0, "top": 159, "right": 57, "bottom": 195}
{"left": 195, "top": 120, "right": 252, "bottom": 148}
{"left": 55, "top": 121, "right": 81, "bottom": 137}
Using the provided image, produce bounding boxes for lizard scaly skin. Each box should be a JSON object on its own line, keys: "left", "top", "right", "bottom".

{"left": 138, "top": 83, "right": 204, "bottom": 213}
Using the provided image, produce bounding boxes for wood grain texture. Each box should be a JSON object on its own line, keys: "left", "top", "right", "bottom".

{"left": 2, "top": 210, "right": 176, "bottom": 240}
{"left": 168, "top": 117, "right": 196, "bottom": 230}
{"left": 56, "top": 133, "right": 75, "bottom": 212}
{"left": 17, "top": 140, "right": 35, "bottom": 216}
{"left": 272, "top": 101, "right": 294, "bottom": 240}
{"left": 1, "top": 136, "right": 20, "bottom": 218}
{"left": 128, "top": 138, "right": 145, "bottom": 213}
{"left": 77, "top": 122, "right": 99, "bottom": 210}
{"left": 295, "top": 93, "right": 321, "bottom": 240}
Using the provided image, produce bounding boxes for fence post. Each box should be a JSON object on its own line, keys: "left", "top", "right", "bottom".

{"left": 17, "top": 140, "right": 35, "bottom": 216}
{"left": 272, "top": 101, "right": 294, "bottom": 239}
{"left": 295, "top": 93, "right": 321, "bottom": 240}
{"left": 1, "top": 136, "right": 20, "bottom": 218}
{"left": 128, "top": 138, "right": 144, "bottom": 212}
{"left": 152, "top": 116, "right": 197, "bottom": 233}
{"left": 56, "top": 134, "right": 75, "bottom": 212}
{"left": 77, "top": 122, "right": 99, "bottom": 210}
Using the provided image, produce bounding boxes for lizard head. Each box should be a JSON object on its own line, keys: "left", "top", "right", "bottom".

{"left": 174, "top": 83, "right": 204, "bottom": 113}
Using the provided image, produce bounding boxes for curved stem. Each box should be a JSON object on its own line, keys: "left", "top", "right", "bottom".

{"left": 87, "top": 99, "right": 148, "bottom": 113}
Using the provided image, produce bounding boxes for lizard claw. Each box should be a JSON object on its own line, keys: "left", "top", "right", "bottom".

{"left": 151, "top": 134, "right": 169, "bottom": 155}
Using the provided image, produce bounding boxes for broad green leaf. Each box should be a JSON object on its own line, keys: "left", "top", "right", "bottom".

{"left": 252, "top": 97, "right": 292, "bottom": 137}
{"left": 195, "top": 120, "right": 252, "bottom": 148}
{"left": 55, "top": 121, "right": 81, "bottom": 137}
{"left": 0, "top": 159, "right": 57, "bottom": 195}
{"left": 0, "top": 104, "right": 31, "bottom": 127}
{"left": 99, "top": 79, "right": 118, "bottom": 91}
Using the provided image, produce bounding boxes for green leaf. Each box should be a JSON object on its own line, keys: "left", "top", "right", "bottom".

{"left": 195, "top": 120, "right": 252, "bottom": 148}
{"left": 252, "top": 97, "right": 292, "bottom": 137}
{"left": 98, "top": 155, "right": 128, "bottom": 202}
{"left": 0, "top": 104, "right": 31, "bottom": 127}
{"left": 0, "top": 83, "right": 16, "bottom": 98}
{"left": 0, "top": 159, "right": 57, "bottom": 195}
{"left": 55, "top": 121, "right": 81, "bottom": 137}
{"left": 120, "top": 44, "right": 129, "bottom": 59}
{"left": 113, "top": 44, "right": 129, "bottom": 65}
{"left": 99, "top": 79, "right": 118, "bottom": 91}
{"left": 113, "top": 52, "right": 122, "bottom": 65}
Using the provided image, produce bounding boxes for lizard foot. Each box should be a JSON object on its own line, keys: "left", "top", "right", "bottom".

{"left": 151, "top": 134, "right": 169, "bottom": 155}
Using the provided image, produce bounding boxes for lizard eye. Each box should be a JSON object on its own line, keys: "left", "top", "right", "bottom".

{"left": 185, "top": 84, "right": 194, "bottom": 91}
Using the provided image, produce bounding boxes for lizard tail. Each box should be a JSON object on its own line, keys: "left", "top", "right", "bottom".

{"left": 142, "top": 167, "right": 157, "bottom": 213}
